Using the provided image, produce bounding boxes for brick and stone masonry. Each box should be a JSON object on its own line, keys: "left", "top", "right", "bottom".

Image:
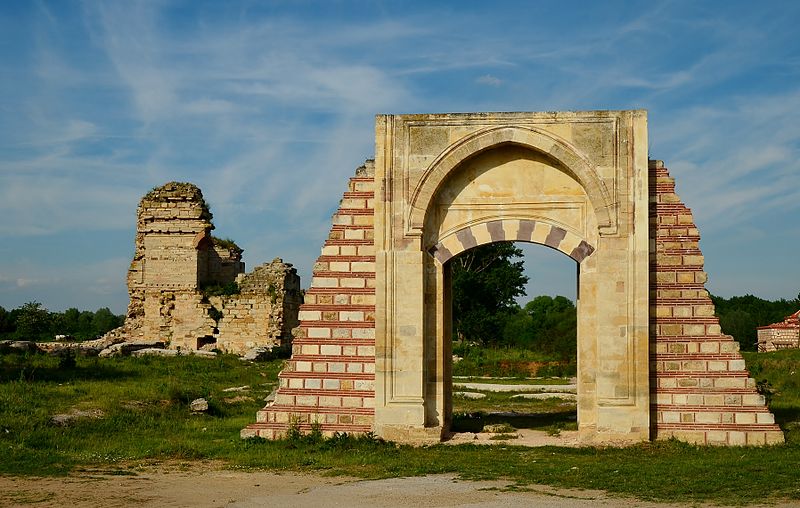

{"left": 242, "top": 161, "right": 377, "bottom": 438}
{"left": 757, "top": 310, "right": 800, "bottom": 352}
{"left": 105, "top": 182, "right": 302, "bottom": 355}
{"left": 649, "top": 160, "right": 783, "bottom": 445}
{"left": 242, "top": 159, "right": 784, "bottom": 445}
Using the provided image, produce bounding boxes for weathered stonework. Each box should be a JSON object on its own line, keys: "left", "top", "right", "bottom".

{"left": 243, "top": 111, "right": 783, "bottom": 446}
{"left": 757, "top": 310, "right": 800, "bottom": 352}
{"left": 108, "top": 182, "right": 302, "bottom": 354}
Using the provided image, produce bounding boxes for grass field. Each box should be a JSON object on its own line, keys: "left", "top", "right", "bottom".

{"left": 1, "top": 350, "right": 799, "bottom": 504}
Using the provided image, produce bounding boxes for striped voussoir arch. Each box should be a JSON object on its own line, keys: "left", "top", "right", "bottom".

{"left": 428, "top": 219, "right": 595, "bottom": 264}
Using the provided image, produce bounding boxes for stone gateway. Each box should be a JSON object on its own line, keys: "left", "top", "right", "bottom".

{"left": 242, "top": 111, "right": 783, "bottom": 446}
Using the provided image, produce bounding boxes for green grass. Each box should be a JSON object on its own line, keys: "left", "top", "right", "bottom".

{"left": 0, "top": 353, "right": 280, "bottom": 476}
{"left": 452, "top": 390, "right": 577, "bottom": 434}
{"left": 452, "top": 390, "right": 575, "bottom": 415}
{"left": 742, "top": 349, "right": 800, "bottom": 445}
{"left": 1, "top": 351, "right": 800, "bottom": 505}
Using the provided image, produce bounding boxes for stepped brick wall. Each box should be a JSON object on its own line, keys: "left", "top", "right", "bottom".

{"left": 649, "top": 160, "right": 784, "bottom": 445}
{"left": 242, "top": 161, "right": 377, "bottom": 438}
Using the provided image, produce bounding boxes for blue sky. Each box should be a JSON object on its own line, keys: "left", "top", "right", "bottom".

{"left": 1, "top": 0, "right": 799, "bottom": 314}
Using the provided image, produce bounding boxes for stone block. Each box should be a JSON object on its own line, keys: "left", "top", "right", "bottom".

{"left": 296, "top": 395, "right": 318, "bottom": 406}
{"left": 728, "top": 359, "right": 746, "bottom": 371}
{"left": 320, "top": 344, "right": 341, "bottom": 356}
{"left": 743, "top": 394, "right": 765, "bottom": 406}
{"left": 756, "top": 412, "right": 775, "bottom": 424}
{"left": 699, "top": 342, "right": 719, "bottom": 353}
{"left": 687, "top": 394, "right": 703, "bottom": 405}
{"left": 707, "top": 361, "right": 727, "bottom": 371}
{"left": 695, "top": 412, "right": 720, "bottom": 424}
{"left": 308, "top": 327, "right": 331, "bottom": 339}
{"left": 765, "top": 432, "right": 785, "bottom": 445}
{"left": 342, "top": 397, "right": 362, "bottom": 408}
{"left": 328, "top": 362, "right": 346, "bottom": 373}
{"left": 302, "top": 344, "right": 320, "bottom": 355}
{"left": 320, "top": 396, "right": 340, "bottom": 406}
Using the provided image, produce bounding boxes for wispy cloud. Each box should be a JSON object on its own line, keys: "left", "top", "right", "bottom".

{"left": 476, "top": 74, "right": 502, "bottom": 86}
{"left": 1, "top": 0, "right": 799, "bottom": 311}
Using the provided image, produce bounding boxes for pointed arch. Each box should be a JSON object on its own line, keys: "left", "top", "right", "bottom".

{"left": 428, "top": 219, "right": 595, "bottom": 265}
{"left": 408, "top": 125, "right": 617, "bottom": 236}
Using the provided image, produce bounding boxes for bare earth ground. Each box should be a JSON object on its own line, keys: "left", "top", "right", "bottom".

{"left": 2, "top": 463, "right": 799, "bottom": 508}
{"left": 446, "top": 429, "right": 582, "bottom": 447}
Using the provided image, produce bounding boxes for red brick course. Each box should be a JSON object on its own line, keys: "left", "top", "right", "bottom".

{"left": 649, "top": 161, "right": 783, "bottom": 444}
{"left": 242, "top": 166, "right": 377, "bottom": 439}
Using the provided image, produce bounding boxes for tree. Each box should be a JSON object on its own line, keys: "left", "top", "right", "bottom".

{"left": 14, "top": 301, "right": 51, "bottom": 341}
{"left": 451, "top": 242, "right": 528, "bottom": 344}
{"left": 711, "top": 293, "right": 800, "bottom": 351}
{"left": 0, "top": 305, "right": 13, "bottom": 337}
{"left": 91, "top": 307, "right": 122, "bottom": 337}
{"left": 524, "top": 295, "right": 577, "bottom": 360}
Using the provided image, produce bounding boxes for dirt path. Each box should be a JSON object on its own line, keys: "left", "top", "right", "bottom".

{"left": 1, "top": 464, "right": 795, "bottom": 507}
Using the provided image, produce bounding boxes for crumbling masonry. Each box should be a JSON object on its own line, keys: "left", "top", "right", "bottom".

{"left": 110, "top": 182, "right": 301, "bottom": 354}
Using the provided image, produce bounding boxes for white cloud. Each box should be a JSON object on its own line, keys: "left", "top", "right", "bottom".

{"left": 476, "top": 74, "right": 502, "bottom": 86}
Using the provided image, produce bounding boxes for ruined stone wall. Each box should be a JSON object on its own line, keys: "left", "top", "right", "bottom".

{"left": 757, "top": 311, "right": 800, "bottom": 352}
{"left": 108, "top": 182, "right": 300, "bottom": 354}
{"left": 200, "top": 243, "right": 245, "bottom": 287}
{"left": 649, "top": 161, "right": 783, "bottom": 445}
{"left": 202, "top": 259, "right": 303, "bottom": 355}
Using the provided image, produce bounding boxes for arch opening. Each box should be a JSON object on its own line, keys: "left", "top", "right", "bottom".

{"left": 442, "top": 240, "right": 581, "bottom": 441}
{"left": 419, "top": 142, "right": 600, "bottom": 440}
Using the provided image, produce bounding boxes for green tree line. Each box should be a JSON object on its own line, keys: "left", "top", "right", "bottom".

{"left": 451, "top": 242, "right": 577, "bottom": 361}
{"left": 0, "top": 302, "right": 125, "bottom": 342}
{"left": 452, "top": 243, "right": 799, "bottom": 359}
{"left": 712, "top": 293, "right": 800, "bottom": 351}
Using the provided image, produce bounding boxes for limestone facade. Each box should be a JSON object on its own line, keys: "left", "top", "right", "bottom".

{"left": 110, "top": 182, "right": 302, "bottom": 354}
{"left": 757, "top": 311, "right": 800, "bottom": 352}
{"left": 242, "top": 111, "right": 783, "bottom": 446}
